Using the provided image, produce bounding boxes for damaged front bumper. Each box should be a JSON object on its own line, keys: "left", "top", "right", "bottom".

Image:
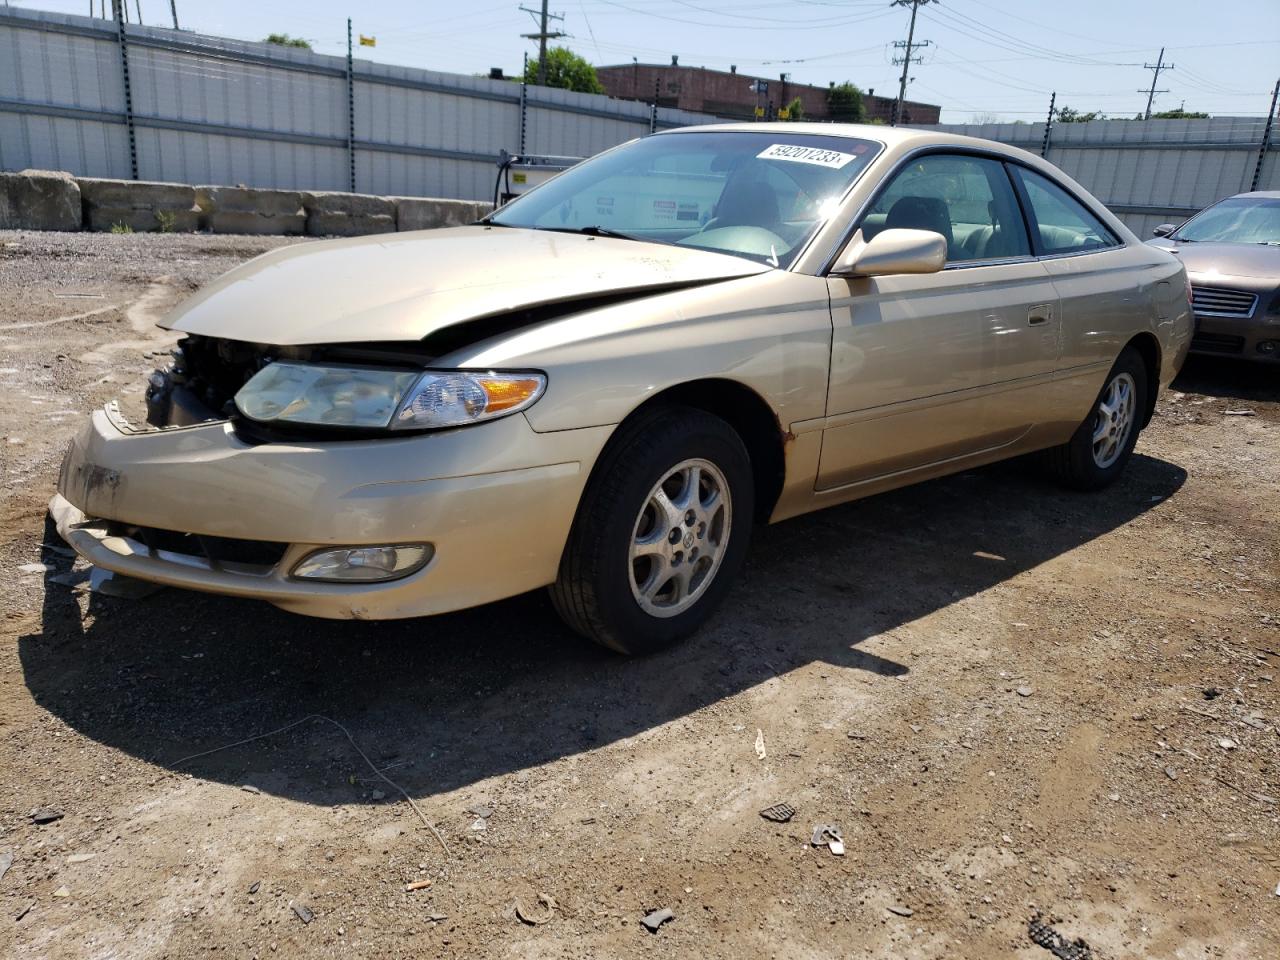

{"left": 52, "top": 405, "right": 611, "bottom": 619}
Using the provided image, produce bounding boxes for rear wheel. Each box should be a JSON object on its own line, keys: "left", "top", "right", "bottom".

{"left": 550, "top": 406, "right": 754, "bottom": 655}
{"left": 1043, "top": 346, "right": 1147, "bottom": 491}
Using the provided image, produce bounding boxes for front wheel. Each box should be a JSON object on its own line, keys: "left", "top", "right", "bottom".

{"left": 550, "top": 406, "right": 754, "bottom": 655}
{"left": 1043, "top": 346, "right": 1148, "bottom": 491}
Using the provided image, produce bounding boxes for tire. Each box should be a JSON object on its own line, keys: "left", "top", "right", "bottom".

{"left": 550, "top": 405, "right": 755, "bottom": 655}
{"left": 1042, "top": 346, "right": 1148, "bottom": 491}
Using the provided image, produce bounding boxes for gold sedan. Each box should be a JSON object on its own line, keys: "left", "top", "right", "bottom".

{"left": 52, "top": 124, "right": 1193, "bottom": 653}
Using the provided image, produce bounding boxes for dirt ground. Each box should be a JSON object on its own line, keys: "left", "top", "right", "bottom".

{"left": 0, "top": 230, "right": 1277, "bottom": 960}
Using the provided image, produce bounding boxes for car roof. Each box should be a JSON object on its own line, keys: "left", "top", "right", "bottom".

{"left": 659, "top": 121, "right": 1044, "bottom": 164}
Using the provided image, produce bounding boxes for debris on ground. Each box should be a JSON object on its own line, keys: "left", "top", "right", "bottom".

{"left": 465, "top": 802, "right": 494, "bottom": 819}
{"left": 404, "top": 879, "right": 432, "bottom": 892}
{"left": 1028, "top": 913, "right": 1095, "bottom": 959}
{"left": 240, "top": 784, "right": 261, "bottom": 794}
{"left": 811, "top": 824, "right": 845, "bottom": 856}
{"left": 248, "top": 881, "right": 260, "bottom": 895}
{"left": 1223, "top": 409, "right": 1256, "bottom": 416}
{"left": 66, "top": 853, "right": 95, "bottom": 864}
{"left": 641, "top": 907, "right": 674, "bottom": 933}
{"left": 52, "top": 886, "right": 70, "bottom": 898}
{"left": 1016, "top": 685, "right": 1035, "bottom": 697}
{"left": 15, "top": 900, "right": 34, "bottom": 922}
{"left": 514, "top": 893, "right": 556, "bottom": 926}
{"left": 17, "top": 562, "right": 49, "bottom": 575}
{"left": 87, "top": 567, "right": 164, "bottom": 599}
{"left": 291, "top": 903, "right": 315, "bottom": 924}
{"left": 0, "top": 851, "right": 12, "bottom": 882}
{"left": 759, "top": 802, "right": 796, "bottom": 823}
{"left": 754, "top": 728, "right": 767, "bottom": 760}
{"left": 30, "top": 808, "right": 62, "bottom": 825}
{"left": 887, "top": 904, "right": 914, "bottom": 917}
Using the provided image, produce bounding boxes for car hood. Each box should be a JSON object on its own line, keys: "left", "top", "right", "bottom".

{"left": 162, "top": 225, "right": 771, "bottom": 345}
{"left": 1149, "top": 239, "right": 1280, "bottom": 280}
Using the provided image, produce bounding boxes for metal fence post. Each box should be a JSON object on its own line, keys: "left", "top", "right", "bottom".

{"left": 111, "top": 0, "right": 139, "bottom": 179}
{"left": 1040, "top": 91, "right": 1055, "bottom": 158}
{"left": 345, "top": 18, "right": 356, "bottom": 192}
{"left": 1250, "top": 78, "right": 1279, "bottom": 192}
{"left": 519, "top": 82, "right": 528, "bottom": 154}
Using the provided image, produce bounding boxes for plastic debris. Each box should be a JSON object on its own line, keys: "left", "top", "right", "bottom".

{"left": 87, "top": 567, "right": 163, "bottom": 599}
{"left": 759, "top": 802, "right": 796, "bottom": 823}
{"left": 404, "top": 879, "right": 433, "bottom": 892}
{"left": 641, "top": 907, "right": 674, "bottom": 933}
{"left": 1028, "top": 913, "right": 1094, "bottom": 959}
{"left": 754, "top": 728, "right": 767, "bottom": 760}
{"left": 811, "top": 824, "right": 845, "bottom": 856}
{"left": 514, "top": 893, "right": 556, "bottom": 926}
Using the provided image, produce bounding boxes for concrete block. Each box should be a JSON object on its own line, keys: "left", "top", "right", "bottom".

{"left": 303, "top": 192, "right": 396, "bottom": 237}
{"left": 78, "top": 177, "right": 200, "bottom": 232}
{"left": 0, "top": 169, "right": 81, "bottom": 231}
{"left": 196, "top": 185, "right": 306, "bottom": 235}
{"left": 394, "top": 197, "right": 492, "bottom": 232}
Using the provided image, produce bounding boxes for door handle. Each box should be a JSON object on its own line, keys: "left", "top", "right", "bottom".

{"left": 1027, "top": 304, "right": 1053, "bottom": 326}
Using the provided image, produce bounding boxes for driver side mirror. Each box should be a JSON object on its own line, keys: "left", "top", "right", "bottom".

{"left": 1152, "top": 223, "right": 1176, "bottom": 238}
{"left": 830, "top": 228, "right": 947, "bottom": 278}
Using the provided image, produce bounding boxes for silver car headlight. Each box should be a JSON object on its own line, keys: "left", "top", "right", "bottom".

{"left": 234, "top": 362, "right": 546, "bottom": 430}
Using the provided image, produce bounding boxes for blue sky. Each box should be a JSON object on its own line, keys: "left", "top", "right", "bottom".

{"left": 12, "top": 0, "right": 1280, "bottom": 121}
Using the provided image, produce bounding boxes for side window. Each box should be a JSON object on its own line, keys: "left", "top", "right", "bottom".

{"left": 1012, "top": 167, "right": 1119, "bottom": 255}
{"left": 860, "top": 154, "right": 1029, "bottom": 263}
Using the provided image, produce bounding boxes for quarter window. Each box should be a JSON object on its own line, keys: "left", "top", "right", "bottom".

{"left": 860, "top": 154, "right": 1030, "bottom": 263}
{"left": 1012, "top": 167, "right": 1119, "bottom": 255}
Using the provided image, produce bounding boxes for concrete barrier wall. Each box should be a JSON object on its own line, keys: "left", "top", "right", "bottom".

{"left": 0, "top": 169, "right": 492, "bottom": 235}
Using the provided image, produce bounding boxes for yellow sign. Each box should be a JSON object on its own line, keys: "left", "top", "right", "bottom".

{"left": 753, "top": 106, "right": 765, "bottom": 118}
{"left": 778, "top": 107, "right": 791, "bottom": 120}
{"left": 359, "top": 35, "right": 377, "bottom": 47}
{"left": 512, "top": 172, "right": 527, "bottom": 184}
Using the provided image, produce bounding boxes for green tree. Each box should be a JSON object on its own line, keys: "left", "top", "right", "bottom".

{"left": 265, "top": 33, "right": 312, "bottom": 49}
{"left": 1150, "top": 108, "right": 1209, "bottom": 119}
{"left": 783, "top": 97, "right": 805, "bottom": 121}
{"left": 1055, "top": 106, "right": 1103, "bottom": 123}
{"left": 827, "top": 82, "right": 866, "bottom": 123}
{"left": 523, "top": 47, "right": 604, "bottom": 94}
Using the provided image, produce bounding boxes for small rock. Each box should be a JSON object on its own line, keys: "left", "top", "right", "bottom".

{"left": 1016, "top": 686, "right": 1034, "bottom": 698}
{"left": 1164, "top": 767, "right": 1178, "bottom": 780}
{"left": 469, "top": 818, "right": 487, "bottom": 832}
{"left": 66, "top": 853, "right": 96, "bottom": 864}
{"left": 1108, "top": 793, "right": 1121, "bottom": 802}
{"left": 15, "top": 900, "right": 34, "bottom": 921}
{"left": 240, "top": 784, "right": 261, "bottom": 795}
{"left": 1219, "top": 738, "right": 1238, "bottom": 751}
{"left": 291, "top": 903, "right": 314, "bottom": 924}
{"left": 887, "top": 904, "right": 914, "bottom": 917}
{"left": 18, "top": 562, "right": 50, "bottom": 575}
{"left": 248, "top": 881, "right": 260, "bottom": 895}
{"left": 465, "top": 803, "right": 494, "bottom": 819}
{"left": 641, "top": 907, "right": 674, "bottom": 933}
{"left": 0, "top": 851, "right": 12, "bottom": 881}
{"left": 370, "top": 790, "right": 386, "bottom": 801}
{"left": 31, "top": 808, "right": 63, "bottom": 825}
{"left": 52, "top": 886, "right": 70, "bottom": 899}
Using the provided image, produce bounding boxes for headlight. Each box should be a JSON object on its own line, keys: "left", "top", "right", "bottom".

{"left": 234, "top": 362, "right": 546, "bottom": 430}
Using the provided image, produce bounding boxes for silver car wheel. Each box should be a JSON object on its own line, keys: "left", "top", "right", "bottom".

{"left": 629, "top": 457, "right": 733, "bottom": 619}
{"left": 1091, "top": 371, "right": 1137, "bottom": 469}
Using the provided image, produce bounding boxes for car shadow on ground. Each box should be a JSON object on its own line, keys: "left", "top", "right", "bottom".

{"left": 18, "top": 453, "right": 1186, "bottom": 806}
{"left": 1172, "top": 355, "right": 1280, "bottom": 404}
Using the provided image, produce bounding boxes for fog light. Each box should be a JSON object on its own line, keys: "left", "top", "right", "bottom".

{"left": 1258, "top": 340, "right": 1278, "bottom": 355}
{"left": 291, "top": 544, "right": 432, "bottom": 582}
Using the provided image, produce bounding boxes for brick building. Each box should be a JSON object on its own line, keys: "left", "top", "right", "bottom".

{"left": 595, "top": 59, "right": 941, "bottom": 125}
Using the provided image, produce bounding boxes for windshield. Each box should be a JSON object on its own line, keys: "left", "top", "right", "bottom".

{"left": 488, "top": 131, "right": 881, "bottom": 268}
{"left": 1174, "top": 196, "right": 1280, "bottom": 245}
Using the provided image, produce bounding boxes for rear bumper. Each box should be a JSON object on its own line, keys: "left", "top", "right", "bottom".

{"left": 52, "top": 407, "right": 612, "bottom": 619}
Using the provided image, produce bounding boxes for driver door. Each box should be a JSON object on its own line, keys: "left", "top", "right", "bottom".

{"left": 818, "top": 152, "right": 1060, "bottom": 490}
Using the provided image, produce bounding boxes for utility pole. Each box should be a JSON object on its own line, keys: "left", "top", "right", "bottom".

{"left": 1040, "top": 91, "right": 1056, "bottom": 158}
{"left": 891, "top": 0, "right": 933, "bottom": 126}
{"left": 169, "top": 1, "right": 179, "bottom": 30}
{"left": 1140, "top": 47, "right": 1173, "bottom": 120}
{"left": 519, "top": 1, "right": 565, "bottom": 86}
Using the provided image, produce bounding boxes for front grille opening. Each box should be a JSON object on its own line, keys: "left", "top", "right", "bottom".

{"left": 1191, "top": 332, "right": 1246, "bottom": 355}
{"left": 103, "top": 521, "right": 288, "bottom": 570}
{"left": 1190, "top": 285, "right": 1258, "bottom": 318}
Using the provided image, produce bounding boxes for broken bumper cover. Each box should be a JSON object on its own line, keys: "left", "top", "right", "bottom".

{"left": 51, "top": 407, "right": 612, "bottom": 619}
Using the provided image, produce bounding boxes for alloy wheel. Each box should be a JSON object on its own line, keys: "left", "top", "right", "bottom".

{"left": 1091, "top": 371, "right": 1137, "bottom": 469}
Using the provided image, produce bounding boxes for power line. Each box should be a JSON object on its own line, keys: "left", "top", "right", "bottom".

{"left": 1140, "top": 47, "right": 1173, "bottom": 119}
{"left": 891, "top": 0, "right": 934, "bottom": 126}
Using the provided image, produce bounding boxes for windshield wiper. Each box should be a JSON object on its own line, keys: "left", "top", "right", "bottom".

{"left": 536, "top": 224, "right": 658, "bottom": 244}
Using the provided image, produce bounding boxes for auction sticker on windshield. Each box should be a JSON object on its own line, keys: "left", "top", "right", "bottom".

{"left": 757, "top": 144, "right": 858, "bottom": 168}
